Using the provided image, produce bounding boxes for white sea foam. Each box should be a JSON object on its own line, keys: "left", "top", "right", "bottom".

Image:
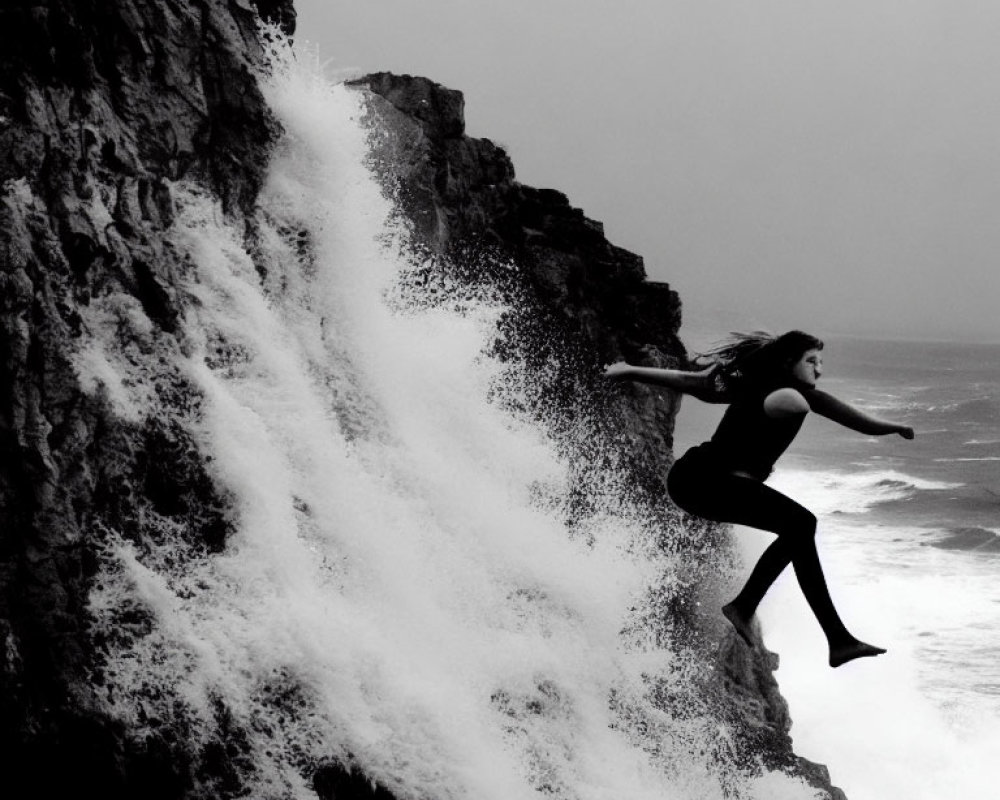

{"left": 72, "top": 292, "right": 160, "bottom": 422}
{"left": 82, "top": 38, "right": 826, "bottom": 800}
{"left": 741, "top": 468, "right": 1000, "bottom": 800}
{"left": 767, "top": 467, "right": 961, "bottom": 516}
{"left": 934, "top": 456, "right": 1000, "bottom": 462}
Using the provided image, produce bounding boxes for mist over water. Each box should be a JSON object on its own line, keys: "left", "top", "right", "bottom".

{"left": 72, "top": 40, "right": 826, "bottom": 800}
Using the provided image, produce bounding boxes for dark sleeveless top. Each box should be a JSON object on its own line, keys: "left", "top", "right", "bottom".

{"left": 698, "top": 391, "right": 806, "bottom": 479}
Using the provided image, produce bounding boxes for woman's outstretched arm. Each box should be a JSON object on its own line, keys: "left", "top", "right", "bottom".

{"left": 805, "top": 389, "right": 915, "bottom": 438}
{"left": 603, "top": 362, "right": 729, "bottom": 403}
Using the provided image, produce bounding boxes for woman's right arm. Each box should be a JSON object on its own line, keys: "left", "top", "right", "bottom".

{"left": 805, "top": 389, "right": 915, "bottom": 438}
{"left": 603, "top": 362, "right": 729, "bottom": 403}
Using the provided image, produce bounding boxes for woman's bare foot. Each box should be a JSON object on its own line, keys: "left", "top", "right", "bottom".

{"left": 829, "top": 639, "right": 886, "bottom": 668}
{"left": 722, "top": 603, "right": 756, "bottom": 649}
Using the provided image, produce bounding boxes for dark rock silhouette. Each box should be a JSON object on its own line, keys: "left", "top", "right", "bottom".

{"left": 0, "top": 0, "right": 292, "bottom": 796}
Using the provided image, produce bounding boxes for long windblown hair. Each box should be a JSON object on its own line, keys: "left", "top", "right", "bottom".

{"left": 695, "top": 330, "right": 824, "bottom": 398}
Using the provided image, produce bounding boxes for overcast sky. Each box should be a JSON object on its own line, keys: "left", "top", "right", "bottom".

{"left": 293, "top": 0, "right": 1000, "bottom": 343}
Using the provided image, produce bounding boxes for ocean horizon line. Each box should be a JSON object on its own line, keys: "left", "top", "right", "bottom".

{"left": 680, "top": 326, "right": 1000, "bottom": 349}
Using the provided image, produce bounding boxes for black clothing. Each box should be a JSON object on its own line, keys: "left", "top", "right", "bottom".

{"left": 706, "top": 393, "right": 805, "bottom": 479}
{"left": 667, "top": 392, "right": 851, "bottom": 647}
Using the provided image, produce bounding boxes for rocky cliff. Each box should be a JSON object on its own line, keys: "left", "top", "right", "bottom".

{"left": 0, "top": 1, "right": 297, "bottom": 796}
{"left": 0, "top": 1, "right": 841, "bottom": 797}
{"left": 349, "top": 72, "right": 845, "bottom": 799}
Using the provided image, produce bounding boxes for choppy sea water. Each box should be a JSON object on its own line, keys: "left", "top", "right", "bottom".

{"left": 676, "top": 335, "right": 1000, "bottom": 799}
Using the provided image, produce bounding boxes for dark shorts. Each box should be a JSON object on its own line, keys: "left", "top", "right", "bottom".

{"left": 667, "top": 445, "right": 815, "bottom": 534}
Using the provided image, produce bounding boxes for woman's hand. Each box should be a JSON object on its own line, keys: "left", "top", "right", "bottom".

{"left": 603, "top": 362, "right": 632, "bottom": 380}
{"left": 896, "top": 425, "right": 915, "bottom": 440}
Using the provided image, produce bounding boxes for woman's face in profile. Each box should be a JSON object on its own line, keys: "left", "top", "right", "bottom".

{"left": 790, "top": 348, "right": 823, "bottom": 388}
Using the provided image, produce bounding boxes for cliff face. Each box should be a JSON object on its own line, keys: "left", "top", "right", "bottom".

{"left": 350, "top": 72, "right": 846, "bottom": 800}
{"left": 350, "top": 72, "right": 684, "bottom": 501}
{"left": 0, "top": 1, "right": 294, "bottom": 796}
{"left": 0, "top": 1, "right": 841, "bottom": 797}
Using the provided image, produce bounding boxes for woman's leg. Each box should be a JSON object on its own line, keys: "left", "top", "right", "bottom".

{"left": 669, "top": 463, "right": 884, "bottom": 666}
{"left": 707, "top": 477, "right": 854, "bottom": 643}
{"left": 722, "top": 537, "right": 792, "bottom": 645}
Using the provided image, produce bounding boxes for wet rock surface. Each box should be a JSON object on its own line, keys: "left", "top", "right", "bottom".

{"left": 0, "top": 0, "right": 291, "bottom": 796}
{"left": 352, "top": 71, "right": 846, "bottom": 800}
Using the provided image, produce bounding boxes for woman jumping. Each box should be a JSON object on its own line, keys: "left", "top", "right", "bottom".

{"left": 605, "top": 331, "right": 914, "bottom": 668}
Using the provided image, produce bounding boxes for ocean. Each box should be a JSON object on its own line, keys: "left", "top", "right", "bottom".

{"left": 675, "top": 334, "right": 1000, "bottom": 799}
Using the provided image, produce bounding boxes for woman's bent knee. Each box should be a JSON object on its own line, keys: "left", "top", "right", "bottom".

{"left": 776, "top": 507, "right": 817, "bottom": 539}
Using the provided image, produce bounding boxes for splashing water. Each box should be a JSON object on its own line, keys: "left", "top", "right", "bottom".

{"left": 77, "top": 38, "right": 826, "bottom": 800}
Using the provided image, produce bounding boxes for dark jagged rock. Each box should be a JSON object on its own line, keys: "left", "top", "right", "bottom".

{"left": 359, "top": 72, "right": 466, "bottom": 140}
{"left": 0, "top": 1, "right": 292, "bottom": 797}
{"left": 351, "top": 72, "right": 846, "bottom": 800}
{"left": 348, "top": 72, "right": 686, "bottom": 507}
{"left": 313, "top": 762, "right": 400, "bottom": 800}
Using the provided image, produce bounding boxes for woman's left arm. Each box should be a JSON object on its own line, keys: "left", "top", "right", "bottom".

{"left": 805, "top": 389, "right": 915, "bottom": 438}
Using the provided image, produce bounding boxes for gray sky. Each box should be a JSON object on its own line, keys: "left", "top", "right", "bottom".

{"left": 294, "top": 0, "right": 1000, "bottom": 343}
